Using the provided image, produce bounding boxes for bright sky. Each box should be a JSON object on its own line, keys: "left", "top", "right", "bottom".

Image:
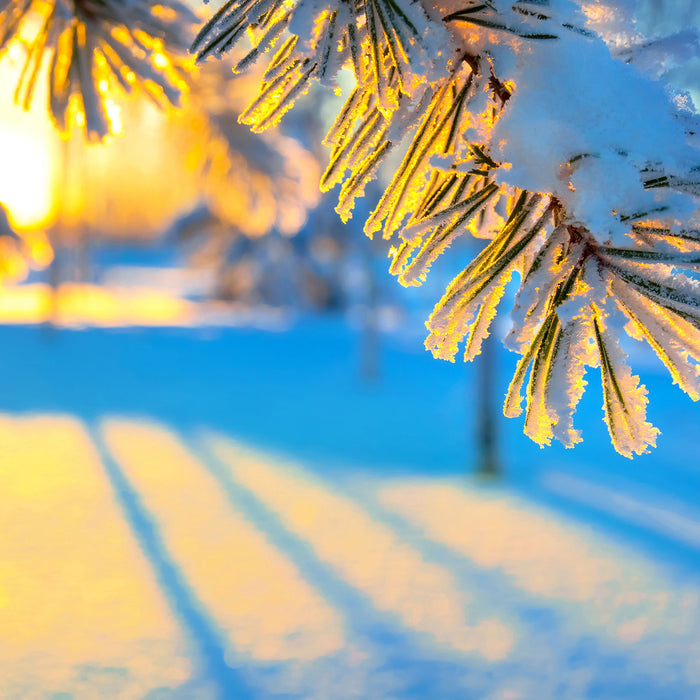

{"left": 0, "top": 50, "right": 58, "bottom": 230}
{"left": 0, "top": 43, "right": 197, "bottom": 240}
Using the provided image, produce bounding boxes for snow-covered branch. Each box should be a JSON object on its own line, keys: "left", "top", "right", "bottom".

{"left": 189, "top": 0, "right": 700, "bottom": 456}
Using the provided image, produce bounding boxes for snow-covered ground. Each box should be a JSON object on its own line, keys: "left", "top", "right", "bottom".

{"left": 0, "top": 316, "right": 698, "bottom": 699}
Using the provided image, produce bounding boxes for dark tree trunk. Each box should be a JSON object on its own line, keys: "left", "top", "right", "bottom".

{"left": 475, "top": 330, "right": 500, "bottom": 477}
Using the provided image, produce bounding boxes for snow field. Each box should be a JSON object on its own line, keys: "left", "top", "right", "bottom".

{"left": 1, "top": 411, "right": 698, "bottom": 698}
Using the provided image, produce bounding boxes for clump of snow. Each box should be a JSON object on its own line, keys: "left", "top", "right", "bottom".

{"left": 489, "top": 22, "right": 699, "bottom": 241}
{"left": 575, "top": 0, "right": 638, "bottom": 47}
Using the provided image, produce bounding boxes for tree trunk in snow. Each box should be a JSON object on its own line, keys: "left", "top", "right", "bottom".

{"left": 360, "top": 238, "right": 380, "bottom": 384}
{"left": 475, "top": 330, "right": 500, "bottom": 477}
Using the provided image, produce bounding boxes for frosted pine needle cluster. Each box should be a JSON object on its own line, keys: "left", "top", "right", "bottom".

{"left": 0, "top": 0, "right": 197, "bottom": 139}
{"left": 191, "top": 0, "right": 700, "bottom": 457}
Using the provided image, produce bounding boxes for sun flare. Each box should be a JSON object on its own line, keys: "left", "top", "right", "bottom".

{"left": 0, "top": 84, "right": 57, "bottom": 230}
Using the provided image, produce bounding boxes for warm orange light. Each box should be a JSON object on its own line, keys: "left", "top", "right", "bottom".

{"left": 104, "top": 99, "right": 124, "bottom": 135}
{"left": 0, "top": 284, "right": 195, "bottom": 327}
{"left": 0, "top": 415, "right": 192, "bottom": 693}
{"left": 21, "top": 229, "right": 54, "bottom": 267}
{"left": 0, "top": 90, "right": 57, "bottom": 229}
{"left": 153, "top": 52, "right": 169, "bottom": 69}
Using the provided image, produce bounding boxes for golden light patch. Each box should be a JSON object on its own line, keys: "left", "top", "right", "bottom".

{"left": 0, "top": 284, "right": 194, "bottom": 327}
{"left": 0, "top": 414, "right": 191, "bottom": 697}
{"left": 0, "top": 90, "right": 57, "bottom": 229}
{"left": 101, "top": 420, "right": 345, "bottom": 663}
{"left": 205, "top": 434, "right": 516, "bottom": 661}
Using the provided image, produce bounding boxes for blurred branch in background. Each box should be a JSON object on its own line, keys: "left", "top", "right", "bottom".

{"left": 0, "top": 0, "right": 196, "bottom": 140}
{"left": 168, "top": 55, "right": 323, "bottom": 307}
{"left": 0, "top": 0, "right": 199, "bottom": 324}
{"left": 0, "top": 19, "right": 396, "bottom": 364}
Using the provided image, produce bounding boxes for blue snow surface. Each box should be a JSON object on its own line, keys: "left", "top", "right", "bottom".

{"left": 1, "top": 315, "right": 699, "bottom": 699}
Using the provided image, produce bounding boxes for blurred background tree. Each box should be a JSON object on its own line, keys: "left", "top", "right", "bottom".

{"left": 0, "top": 0, "right": 404, "bottom": 380}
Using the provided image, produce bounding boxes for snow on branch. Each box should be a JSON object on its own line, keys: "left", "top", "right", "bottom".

{"left": 1, "top": 0, "right": 688, "bottom": 455}
{"left": 189, "top": 0, "right": 700, "bottom": 455}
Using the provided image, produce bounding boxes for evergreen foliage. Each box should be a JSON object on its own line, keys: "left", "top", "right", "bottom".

{"left": 1, "top": 0, "right": 699, "bottom": 456}
{"left": 191, "top": 0, "right": 700, "bottom": 457}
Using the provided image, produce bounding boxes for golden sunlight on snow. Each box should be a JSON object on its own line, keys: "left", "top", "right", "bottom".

{"left": 0, "top": 415, "right": 192, "bottom": 697}
{"left": 375, "top": 481, "right": 699, "bottom": 645}
{"left": 2, "top": 415, "right": 699, "bottom": 694}
{"left": 205, "top": 434, "right": 516, "bottom": 661}
{"left": 101, "top": 419, "right": 345, "bottom": 664}
{"left": 0, "top": 284, "right": 195, "bottom": 326}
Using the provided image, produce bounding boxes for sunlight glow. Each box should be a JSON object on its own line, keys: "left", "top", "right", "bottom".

{"left": 153, "top": 52, "right": 169, "bottom": 69}
{"left": 0, "top": 101, "right": 57, "bottom": 229}
{"left": 0, "top": 414, "right": 191, "bottom": 696}
{"left": 0, "top": 284, "right": 195, "bottom": 327}
{"left": 58, "top": 99, "right": 199, "bottom": 239}
{"left": 101, "top": 420, "right": 345, "bottom": 664}
{"left": 104, "top": 99, "right": 124, "bottom": 136}
{"left": 205, "top": 434, "right": 517, "bottom": 661}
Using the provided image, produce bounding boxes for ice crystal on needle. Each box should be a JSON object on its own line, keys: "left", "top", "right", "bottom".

{"left": 4, "top": 0, "right": 699, "bottom": 456}
{"left": 192, "top": 0, "right": 700, "bottom": 456}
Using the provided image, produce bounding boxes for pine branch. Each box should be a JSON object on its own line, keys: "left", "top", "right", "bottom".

{"left": 186, "top": 0, "right": 700, "bottom": 457}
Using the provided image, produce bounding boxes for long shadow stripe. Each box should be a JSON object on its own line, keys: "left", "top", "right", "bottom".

{"left": 89, "top": 422, "right": 255, "bottom": 700}
{"left": 373, "top": 478, "right": 700, "bottom": 695}
{"left": 199, "top": 432, "right": 516, "bottom": 659}
{"left": 0, "top": 414, "right": 192, "bottom": 697}
{"left": 190, "top": 431, "right": 515, "bottom": 700}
